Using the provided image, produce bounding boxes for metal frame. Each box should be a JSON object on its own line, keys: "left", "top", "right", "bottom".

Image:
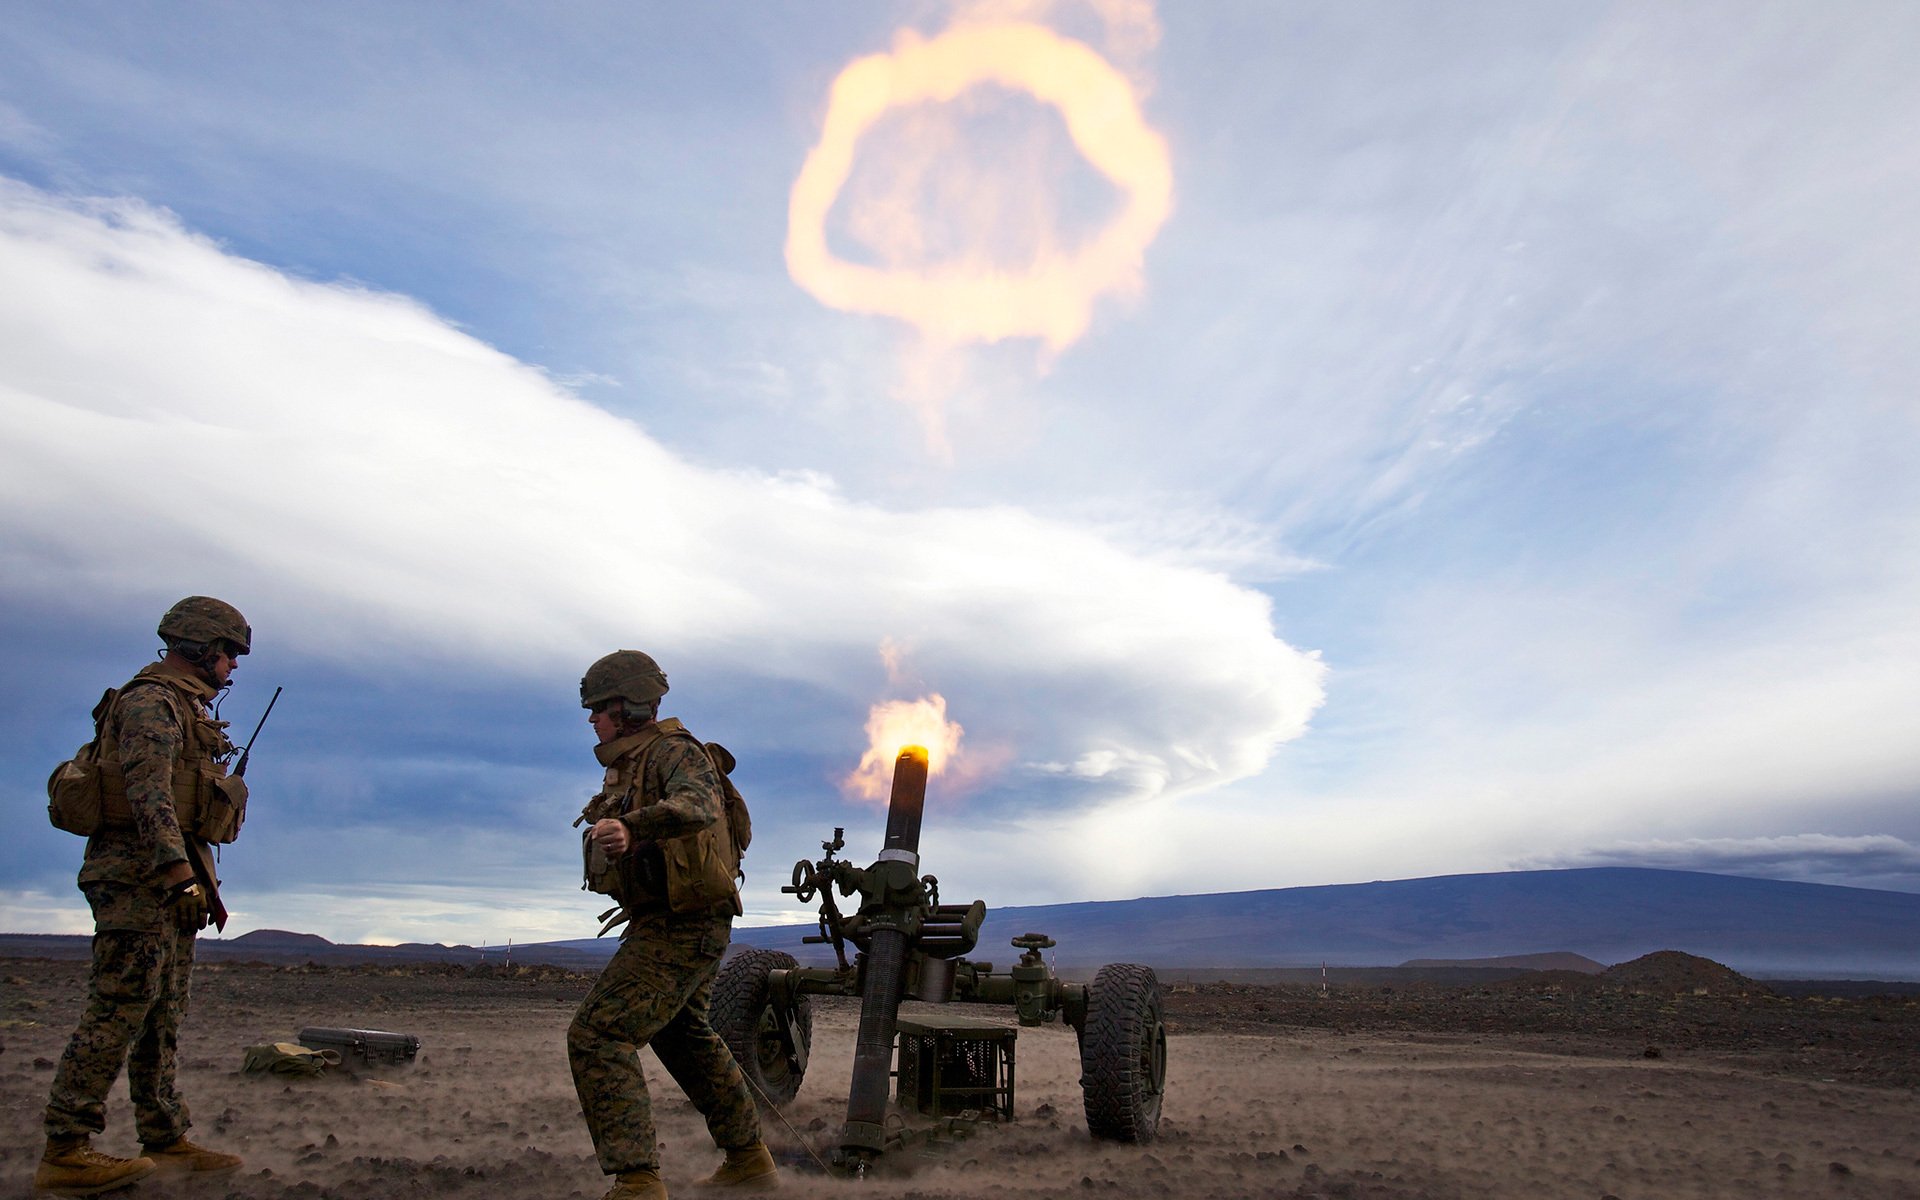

{"left": 895, "top": 1015, "right": 1017, "bottom": 1121}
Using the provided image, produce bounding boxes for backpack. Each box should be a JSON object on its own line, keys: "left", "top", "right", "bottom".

{"left": 242, "top": 1042, "right": 343, "bottom": 1077}
{"left": 45, "top": 687, "right": 121, "bottom": 836}
{"left": 703, "top": 741, "right": 753, "bottom": 868}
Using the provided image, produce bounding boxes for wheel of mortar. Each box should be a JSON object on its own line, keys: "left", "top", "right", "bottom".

{"left": 1078, "top": 962, "right": 1167, "bottom": 1142}
{"left": 713, "top": 947, "right": 812, "bottom": 1107}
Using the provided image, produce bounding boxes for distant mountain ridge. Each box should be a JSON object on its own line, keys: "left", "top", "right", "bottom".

{"left": 1401, "top": 952, "right": 1606, "bottom": 973}
{"left": 3, "top": 868, "right": 1915, "bottom": 978}
{"left": 0, "top": 929, "right": 608, "bottom": 971}
{"left": 731, "top": 867, "right": 1920, "bottom": 978}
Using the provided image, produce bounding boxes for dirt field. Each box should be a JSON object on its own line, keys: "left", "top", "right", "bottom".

{"left": 3, "top": 955, "right": 1918, "bottom": 1199}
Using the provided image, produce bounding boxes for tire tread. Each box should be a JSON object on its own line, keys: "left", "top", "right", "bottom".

{"left": 1079, "top": 961, "right": 1165, "bottom": 1142}
{"left": 712, "top": 946, "right": 811, "bottom": 1107}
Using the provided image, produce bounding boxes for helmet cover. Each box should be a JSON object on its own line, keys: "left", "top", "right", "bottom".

{"left": 157, "top": 596, "right": 251, "bottom": 655}
{"left": 580, "top": 650, "right": 669, "bottom": 709}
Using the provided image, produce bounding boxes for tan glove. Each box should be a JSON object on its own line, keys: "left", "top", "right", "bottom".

{"left": 169, "top": 881, "right": 212, "bottom": 931}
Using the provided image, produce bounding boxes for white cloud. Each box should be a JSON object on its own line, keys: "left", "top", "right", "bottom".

{"left": 0, "top": 888, "right": 93, "bottom": 936}
{"left": 0, "top": 180, "right": 1325, "bottom": 809}
{"left": 922, "top": 562, "right": 1920, "bottom": 905}
{"left": 229, "top": 887, "right": 586, "bottom": 948}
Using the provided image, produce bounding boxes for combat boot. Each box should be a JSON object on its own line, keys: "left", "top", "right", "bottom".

{"left": 700, "top": 1141, "right": 778, "bottom": 1189}
{"left": 142, "top": 1135, "right": 244, "bottom": 1175}
{"left": 32, "top": 1136, "right": 156, "bottom": 1196}
{"left": 600, "top": 1166, "right": 668, "bottom": 1200}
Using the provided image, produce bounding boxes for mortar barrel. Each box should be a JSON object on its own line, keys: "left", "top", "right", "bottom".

{"left": 840, "top": 746, "right": 931, "bottom": 1159}
{"left": 882, "top": 746, "right": 929, "bottom": 858}
{"left": 840, "top": 925, "right": 908, "bottom": 1154}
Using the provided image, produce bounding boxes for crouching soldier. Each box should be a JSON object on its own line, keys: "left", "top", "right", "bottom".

{"left": 36, "top": 597, "right": 252, "bottom": 1196}
{"left": 569, "top": 650, "right": 775, "bottom": 1200}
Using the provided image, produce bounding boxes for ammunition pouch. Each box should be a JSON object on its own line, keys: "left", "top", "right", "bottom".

{"left": 577, "top": 719, "right": 746, "bottom": 922}
{"left": 661, "top": 823, "right": 742, "bottom": 916}
{"left": 47, "top": 753, "right": 244, "bottom": 843}
{"left": 45, "top": 675, "right": 246, "bottom": 844}
{"left": 579, "top": 820, "right": 699, "bottom": 915}
{"left": 580, "top": 809, "right": 621, "bottom": 898}
{"left": 202, "top": 774, "right": 249, "bottom": 844}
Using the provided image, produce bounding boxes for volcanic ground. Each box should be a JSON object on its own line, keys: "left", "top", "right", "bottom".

{"left": 2, "top": 951, "right": 1917, "bottom": 1198}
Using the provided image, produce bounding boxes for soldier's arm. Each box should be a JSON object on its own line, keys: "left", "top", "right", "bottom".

{"left": 620, "top": 737, "right": 723, "bottom": 842}
{"left": 114, "top": 686, "right": 191, "bottom": 876}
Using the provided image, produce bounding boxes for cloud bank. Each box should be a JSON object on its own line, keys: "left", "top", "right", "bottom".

{"left": 0, "top": 180, "right": 1324, "bottom": 809}
{"left": 1537, "top": 835, "right": 1920, "bottom": 890}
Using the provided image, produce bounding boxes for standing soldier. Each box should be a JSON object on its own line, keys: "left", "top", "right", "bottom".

{"left": 36, "top": 596, "right": 253, "bottom": 1195}
{"left": 571, "top": 650, "right": 775, "bottom": 1200}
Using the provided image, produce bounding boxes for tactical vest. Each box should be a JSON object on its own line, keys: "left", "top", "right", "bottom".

{"left": 46, "top": 664, "right": 247, "bottom": 844}
{"left": 578, "top": 718, "right": 747, "bottom": 919}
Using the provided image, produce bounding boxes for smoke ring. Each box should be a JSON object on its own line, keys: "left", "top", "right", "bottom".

{"left": 786, "top": 22, "right": 1174, "bottom": 351}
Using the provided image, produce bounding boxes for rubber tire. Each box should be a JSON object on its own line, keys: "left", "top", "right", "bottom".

{"left": 712, "top": 946, "right": 812, "bottom": 1107}
{"left": 1079, "top": 962, "right": 1167, "bottom": 1142}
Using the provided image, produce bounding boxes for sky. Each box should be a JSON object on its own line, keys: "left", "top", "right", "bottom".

{"left": 3, "top": 0, "right": 1917, "bottom": 947}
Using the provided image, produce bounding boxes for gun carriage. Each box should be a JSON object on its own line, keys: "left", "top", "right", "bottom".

{"left": 711, "top": 747, "right": 1167, "bottom": 1172}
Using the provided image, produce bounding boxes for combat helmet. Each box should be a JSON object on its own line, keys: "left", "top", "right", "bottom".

{"left": 158, "top": 596, "right": 251, "bottom": 655}
{"left": 581, "top": 650, "right": 669, "bottom": 711}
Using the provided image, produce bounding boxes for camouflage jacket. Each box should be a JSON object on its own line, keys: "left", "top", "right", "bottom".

{"left": 79, "top": 662, "right": 223, "bottom": 887}
{"left": 588, "top": 718, "right": 738, "bottom": 915}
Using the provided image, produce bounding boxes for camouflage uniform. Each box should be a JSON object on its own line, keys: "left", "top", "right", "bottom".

{"left": 44, "top": 663, "right": 220, "bottom": 1145}
{"left": 569, "top": 731, "right": 760, "bottom": 1176}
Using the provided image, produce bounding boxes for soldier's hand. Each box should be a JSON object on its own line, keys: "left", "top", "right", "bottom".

{"left": 169, "top": 881, "right": 212, "bottom": 931}
{"left": 590, "top": 818, "right": 632, "bottom": 857}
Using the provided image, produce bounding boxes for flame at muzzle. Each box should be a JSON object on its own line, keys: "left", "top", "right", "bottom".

{"left": 845, "top": 695, "right": 963, "bottom": 803}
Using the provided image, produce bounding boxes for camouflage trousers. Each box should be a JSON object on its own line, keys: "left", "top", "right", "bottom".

{"left": 45, "top": 882, "right": 197, "bottom": 1145}
{"left": 568, "top": 910, "right": 760, "bottom": 1174}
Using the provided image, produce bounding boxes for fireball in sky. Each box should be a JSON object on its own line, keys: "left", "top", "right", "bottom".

{"left": 786, "top": 20, "right": 1172, "bottom": 350}
{"left": 786, "top": 12, "right": 1174, "bottom": 443}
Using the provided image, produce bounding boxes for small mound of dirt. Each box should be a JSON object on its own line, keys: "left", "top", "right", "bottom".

{"left": 1601, "top": 950, "right": 1769, "bottom": 997}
